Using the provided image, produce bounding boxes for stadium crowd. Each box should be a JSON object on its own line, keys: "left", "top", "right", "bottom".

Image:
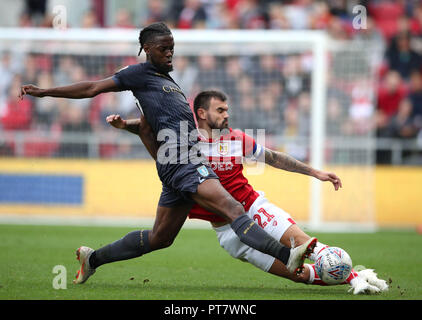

{"left": 1, "top": 0, "right": 422, "bottom": 163}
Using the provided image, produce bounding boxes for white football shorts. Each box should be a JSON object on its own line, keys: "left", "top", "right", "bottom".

{"left": 212, "top": 191, "right": 296, "bottom": 272}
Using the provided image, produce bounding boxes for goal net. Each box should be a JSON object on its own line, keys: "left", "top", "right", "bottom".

{"left": 0, "top": 28, "right": 383, "bottom": 230}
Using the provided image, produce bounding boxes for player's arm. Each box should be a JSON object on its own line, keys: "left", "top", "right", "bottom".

{"left": 261, "top": 148, "right": 342, "bottom": 191}
{"left": 106, "top": 114, "right": 158, "bottom": 160}
{"left": 19, "top": 77, "right": 120, "bottom": 100}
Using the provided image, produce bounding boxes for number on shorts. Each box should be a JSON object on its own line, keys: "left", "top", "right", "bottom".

{"left": 253, "top": 214, "right": 267, "bottom": 228}
{"left": 258, "top": 207, "right": 274, "bottom": 222}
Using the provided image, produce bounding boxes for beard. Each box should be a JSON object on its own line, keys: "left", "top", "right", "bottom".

{"left": 157, "top": 63, "right": 173, "bottom": 74}
{"left": 220, "top": 119, "right": 229, "bottom": 129}
{"left": 152, "top": 58, "right": 173, "bottom": 74}
{"left": 209, "top": 119, "right": 229, "bottom": 130}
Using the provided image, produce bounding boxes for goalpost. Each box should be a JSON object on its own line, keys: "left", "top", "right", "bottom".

{"left": 0, "top": 28, "right": 383, "bottom": 231}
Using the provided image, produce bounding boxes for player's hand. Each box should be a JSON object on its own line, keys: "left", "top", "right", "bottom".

{"left": 19, "top": 84, "right": 44, "bottom": 99}
{"left": 314, "top": 170, "right": 342, "bottom": 191}
{"left": 106, "top": 114, "right": 126, "bottom": 129}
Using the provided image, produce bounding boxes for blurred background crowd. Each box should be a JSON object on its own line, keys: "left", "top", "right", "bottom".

{"left": 0, "top": 0, "right": 422, "bottom": 164}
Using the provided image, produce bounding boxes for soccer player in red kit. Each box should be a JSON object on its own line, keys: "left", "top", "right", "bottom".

{"left": 107, "top": 90, "right": 388, "bottom": 294}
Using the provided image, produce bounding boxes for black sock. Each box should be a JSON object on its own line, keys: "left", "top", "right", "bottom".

{"left": 230, "top": 214, "right": 290, "bottom": 265}
{"left": 89, "top": 230, "right": 151, "bottom": 269}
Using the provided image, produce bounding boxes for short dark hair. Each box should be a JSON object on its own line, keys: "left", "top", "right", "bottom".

{"left": 138, "top": 22, "right": 172, "bottom": 56}
{"left": 193, "top": 90, "right": 227, "bottom": 118}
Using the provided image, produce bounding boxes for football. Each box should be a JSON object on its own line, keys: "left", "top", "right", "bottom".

{"left": 315, "top": 247, "right": 352, "bottom": 285}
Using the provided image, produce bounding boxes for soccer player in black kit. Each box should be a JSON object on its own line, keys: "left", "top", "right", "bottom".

{"left": 19, "top": 22, "right": 316, "bottom": 284}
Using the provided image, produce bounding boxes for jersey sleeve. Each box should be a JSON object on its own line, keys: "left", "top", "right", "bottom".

{"left": 241, "top": 131, "right": 264, "bottom": 161}
{"left": 112, "top": 64, "right": 145, "bottom": 91}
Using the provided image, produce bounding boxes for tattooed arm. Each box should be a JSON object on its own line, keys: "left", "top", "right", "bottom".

{"left": 262, "top": 148, "right": 342, "bottom": 190}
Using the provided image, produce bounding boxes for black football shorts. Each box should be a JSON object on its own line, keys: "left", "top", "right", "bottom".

{"left": 157, "top": 163, "right": 218, "bottom": 207}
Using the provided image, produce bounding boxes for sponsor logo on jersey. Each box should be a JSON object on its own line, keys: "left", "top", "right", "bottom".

{"left": 162, "top": 85, "right": 183, "bottom": 94}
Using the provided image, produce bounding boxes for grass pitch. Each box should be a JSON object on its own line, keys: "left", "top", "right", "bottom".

{"left": 1, "top": 224, "right": 421, "bottom": 300}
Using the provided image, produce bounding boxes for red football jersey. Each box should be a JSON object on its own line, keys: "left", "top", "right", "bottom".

{"left": 188, "top": 128, "right": 264, "bottom": 222}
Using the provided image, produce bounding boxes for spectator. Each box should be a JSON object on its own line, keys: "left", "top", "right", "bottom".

{"left": 56, "top": 106, "right": 91, "bottom": 158}
{"left": 248, "top": 54, "right": 283, "bottom": 88}
{"left": 377, "top": 70, "right": 408, "bottom": 123}
{"left": 235, "top": 0, "right": 266, "bottom": 29}
{"left": 386, "top": 98, "right": 417, "bottom": 139}
{"left": 309, "top": 1, "right": 331, "bottom": 30}
{"left": 234, "top": 94, "right": 260, "bottom": 131}
{"left": 21, "top": 53, "right": 38, "bottom": 85}
{"left": 386, "top": 31, "right": 422, "bottom": 80}
{"left": 1, "top": 75, "right": 32, "bottom": 131}
{"left": 67, "top": 64, "right": 91, "bottom": 110}
{"left": 376, "top": 71, "right": 408, "bottom": 163}
{"left": 257, "top": 86, "right": 283, "bottom": 135}
{"left": 143, "top": 0, "right": 167, "bottom": 26}
{"left": 206, "top": 1, "right": 240, "bottom": 29}
{"left": 81, "top": 10, "right": 99, "bottom": 28}
{"left": 368, "top": 0, "right": 405, "bottom": 41}
{"left": 326, "top": 96, "right": 347, "bottom": 136}
{"left": 353, "top": 16, "right": 385, "bottom": 49}
{"left": 53, "top": 56, "right": 75, "bottom": 86}
{"left": 348, "top": 79, "right": 375, "bottom": 135}
{"left": 23, "top": 70, "right": 61, "bottom": 157}
{"left": 33, "top": 71, "right": 58, "bottom": 128}
{"left": 194, "top": 54, "right": 226, "bottom": 91}
{"left": 23, "top": 0, "right": 47, "bottom": 26}
{"left": 171, "top": 56, "right": 198, "bottom": 99}
{"left": 385, "top": 98, "right": 419, "bottom": 163}
{"left": 282, "top": 55, "right": 309, "bottom": 98}
{"left": 230, "top": 75, "right": 260, "bottom": 130}
{"left": 177, "top": 0, "right": 207, "bottom": 29}
{"left": 18, "top": 12, "right": 33, "bottom": 27}
{"left": 267, "top": 2, "right": 290, "bottom": 29}
{"left": 0, "top": 52, "right": 14, "bottom": 111}
{"left": 266, "top": 81, "right": 288, "bottom": 114}
{"left": 283, "top": 0, "right": 313, "bottom": 30}
{"left": 327, "top": 0, "right": 349, "bottom": 19}
{"left": 297, "top": 91, "right": 312, "bottom": 138}
{"left": 326, "top": 15, "right": 350, "bottom": 40}
{"left": 410, "top": 3, "right": 422, "bottom": 36}
{"left": 282, "top": 101, "right": 307, "bottom": 161}
{"left": 223, "top": 56, "right": 243, "bottom": 102}
{"left": 113, "top": 8, "right": 134, "bottom": 28}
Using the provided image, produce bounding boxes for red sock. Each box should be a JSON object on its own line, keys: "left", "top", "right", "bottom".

{"left": 342, "top": 268, "right": 359, "bottom": 285}
{"left": 306, "top": 264, "right": 358, "bottom": 286}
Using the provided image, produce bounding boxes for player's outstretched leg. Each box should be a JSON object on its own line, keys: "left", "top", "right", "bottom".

{"left": 305, "top": 262, "right": 388, "bottom": 294}
{"left": 73, "top": 246, "right": 96, "bottom": 284}
{"left": 192, "top": 179, "right": 313, "bottom": 273}
{"left": 87, "top": 229, "right": 152, "bottom": 270}
{"left": 73, "top": 204, "right": 190, "bottom": 284}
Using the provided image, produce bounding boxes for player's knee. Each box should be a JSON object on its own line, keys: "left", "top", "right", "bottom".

{"left": 281, "top": 224, "right": 311, "bottom": 248}
{"left": 159, "top": 238, "right": 174, "bottom": 249}
{"left": 154, "top": 238, "right": 174, "bottom": 250}
{"left": 149, "top": 232, "right": 175, "bottom": 250}
{"left": 223, "top": 198, "right": 245, "bottom": 222}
